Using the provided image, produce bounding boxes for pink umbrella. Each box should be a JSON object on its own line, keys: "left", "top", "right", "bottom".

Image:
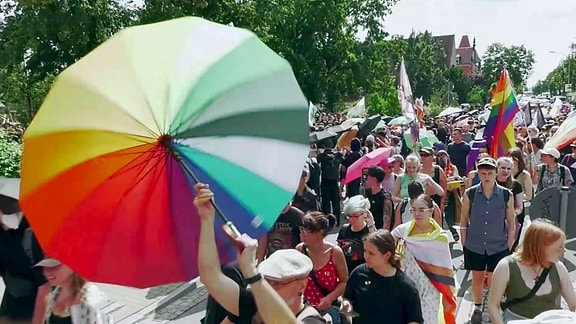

{"left": 343, "top": 147, "right": 394, "bottom": 184}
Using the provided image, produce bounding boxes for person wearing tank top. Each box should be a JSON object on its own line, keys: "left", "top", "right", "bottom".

{"left": 487, "top": 219, "right": 576, "bottom": 324}
{"left": 419, "top": 147, "right": 446, "bottom": 213}
{"left": 392, "top": 154, "right": 444, "bottom": 203}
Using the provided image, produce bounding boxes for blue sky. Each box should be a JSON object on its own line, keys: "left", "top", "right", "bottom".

{"left": 382, "top": 0, "right": 576, "bottom": 87}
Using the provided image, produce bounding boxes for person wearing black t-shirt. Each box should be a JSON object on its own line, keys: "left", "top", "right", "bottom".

{"left": 341, "top": 139, "right": 363, "bottom": 198}
{"left": 337, "top": 196, "right": 375, "bottom": 274}
{"left": 293, "top": 169, "right": 319, "bottom": 214}
{"left": 257, "top": 204, "right": 304, "bottom": 262}
{"left": 363, "top": 166, "right": 393, "bottom": 230}
{"left": 0, "top": 193, "right": 50, "bottom": 324}
{"left": 341, "top": 230, "right": 423, "bottom": 324}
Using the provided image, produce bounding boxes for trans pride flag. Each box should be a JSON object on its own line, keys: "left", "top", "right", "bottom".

{"left": 484, "top": 69, "right": 519, "bottom": 158}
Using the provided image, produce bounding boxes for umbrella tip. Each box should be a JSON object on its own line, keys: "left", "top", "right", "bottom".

{"left": 158, "top": 134, "right": 174, "bottom": 148}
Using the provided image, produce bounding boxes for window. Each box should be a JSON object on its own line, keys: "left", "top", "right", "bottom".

{"left": 456, "top": 54, "right": 461, "bottom": 64}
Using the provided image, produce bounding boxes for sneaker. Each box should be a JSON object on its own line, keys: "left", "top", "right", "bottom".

{"left": 470, "top": 308, "right": 483, "bottom": 324}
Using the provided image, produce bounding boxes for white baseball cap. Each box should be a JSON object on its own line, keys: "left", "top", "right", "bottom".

{"left": 541, "top": 148, "right": 560, "bottom": 159}
{"left": 258, "top": 249, "right": 312, "bottom": 281}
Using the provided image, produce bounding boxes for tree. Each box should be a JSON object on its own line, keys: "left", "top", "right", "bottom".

{"left": 481, "top": 43, "right": 535, "bottom": 91}
{"left": 0, "top": 0, "right": 135, "bottom": 122}
{"left": 401, "top": 32, "right": 447, "bottom": 101}
{"left": 0, "top": 128, "right": 22, "bottom": 177}
{"left": 139, "top": 0, "right": 401, "bottom": 111}
{"left": 468, "top": 85, "right": 488, "bottom": 105}
{"left": 445, "top": 66, "right": 472, "bottom": 104}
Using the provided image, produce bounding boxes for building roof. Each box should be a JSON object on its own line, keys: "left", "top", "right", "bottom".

{"left": 459, "top": 35, "right": 471, "bottom": 48}
{"left": 433, "top": 34, "right": 456, "bottom": 68}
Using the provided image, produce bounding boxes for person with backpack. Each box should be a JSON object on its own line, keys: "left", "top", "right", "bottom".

{"left": 317, "top": 144, "right": 343, "bottom": 226}
{"left": 532, "top": 148, "right": 573, "bottom": 194}
{"left": 0, "top": 193, "right": 50, "bottom": 324}
{"left": 460, "top": 157, "right": 517, "bottom": 324}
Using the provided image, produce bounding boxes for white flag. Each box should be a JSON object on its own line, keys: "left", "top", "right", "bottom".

{"left": 308, "top": 102, "right": 318, "bottom": 126}
{"left": 398, "top": 58, "right": 415, "bottom": 121}
{"left": 347, "top": 97, "right": 366, "bottom": 118}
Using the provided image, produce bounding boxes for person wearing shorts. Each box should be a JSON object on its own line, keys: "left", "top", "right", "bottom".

{"left": 459, "top": 157, "right": 516, "bottom": 324}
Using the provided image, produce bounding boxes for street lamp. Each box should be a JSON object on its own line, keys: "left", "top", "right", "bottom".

{"left": 550, "top": 50, "right": 573, "bottom": 95}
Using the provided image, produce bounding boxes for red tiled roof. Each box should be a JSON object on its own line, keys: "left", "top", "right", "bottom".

{"left": 459, "top": 35, "right": 471, "bottom": 48}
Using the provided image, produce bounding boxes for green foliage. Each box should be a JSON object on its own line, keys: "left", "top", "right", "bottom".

{"left": 0, "top": 0, "right": 135, "bottom": 125}
{"left": 469, "top": 85, "right": 488, "bottom": 105}
{"left": 445, "top": 66, "right": 471, "bottom": 104}
{"left": 0, "top": 128, "right": 22, "bottom": 178}
{"left": 537, "top": 44, "right": 575, "bottom": 96}
{"left": 401, "top": 32, "right": 447, "bottom": 101}
{"left": 481, "top": 43, "right": 535, "bottom": 90}
{"left": 425, "top": 103, "right": 444, "bottom": 118}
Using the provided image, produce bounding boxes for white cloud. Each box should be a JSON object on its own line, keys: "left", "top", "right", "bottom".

{"left": 383, "top": 0, "right": 576, "bottom": 87}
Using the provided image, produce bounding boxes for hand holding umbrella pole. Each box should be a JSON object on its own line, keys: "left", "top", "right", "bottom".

{"left": 162, "top": 135, "right": 244, "bottom": 249}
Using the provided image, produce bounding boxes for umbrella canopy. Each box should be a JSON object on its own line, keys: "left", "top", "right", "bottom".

{"left": 372, "top": 119, "right": 388, "bottom": 131}
{"left": 403, "top": 129, "right": 439, "bottom": 148}
{"left": 357, "top": 115, "right": 382, "bottom": 136}
{"left": 19, "top": 17, "right": 310, "bottom": 288}
{"left": 327, "top": 118, "right": 364, "bottom": 134}
{"left": 387, "top": 116, "right": 411, "bottom": 126}
{"left": 343, "top": 147, "right": 393, "bottom": 184}
{"left": 437, "top": 107, "right": 463, "bottom": 118}
{"left": 336, "top": 126, "right": 359, "bottom": 151}
{"left": 310, "top": 129, "right": 338, "bottom": 143}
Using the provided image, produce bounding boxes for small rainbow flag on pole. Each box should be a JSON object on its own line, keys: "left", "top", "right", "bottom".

{"left": 484, "top": 69, "right": 519, "bottom": 158}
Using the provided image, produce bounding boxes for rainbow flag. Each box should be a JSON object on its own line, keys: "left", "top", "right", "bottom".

{"left": 393, "top": 219, "right": 457, "bottom": 324}
{"left": 484, "top": 69, "right": 519, "bottom": 158}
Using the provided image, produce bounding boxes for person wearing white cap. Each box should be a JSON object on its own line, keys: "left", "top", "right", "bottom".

{"left": 532, "top": 148, "right": 573, "bottom": 193}
{"left": 194, "top": 183, "right": 328, "bottom": 324}
{"left": 34, "top": 258, "right": 111, "bottom": 324}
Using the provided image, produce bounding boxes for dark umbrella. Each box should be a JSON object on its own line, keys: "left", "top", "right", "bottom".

{"left": 358, "top": 115, "right": 382, "bottom": 136}
{"left": 327, "top": 118, "right": 363, "bottom": 134}
{"left": 310, "top": 129, "right": 339, "bottom": 143}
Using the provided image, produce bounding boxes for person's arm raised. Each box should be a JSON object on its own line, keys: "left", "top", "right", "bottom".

{"left": 195, "top": 183, "right": 242, "bottom": 316}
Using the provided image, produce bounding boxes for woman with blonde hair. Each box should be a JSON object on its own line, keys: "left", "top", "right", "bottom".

{"left": 35, "top": 258, "right": 112, "bottom": 324}
{"left": 488, "top": 219, "right": 576, "bottom": 323}
{"left": 392, "top": 194, "right": 457, "bottom": 324}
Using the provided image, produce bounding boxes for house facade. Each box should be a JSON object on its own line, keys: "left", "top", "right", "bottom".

{"left": 456, "top": 35, "right": 481, "bottom": 76}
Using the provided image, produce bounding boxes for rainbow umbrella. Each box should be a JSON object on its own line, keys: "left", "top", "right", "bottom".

{"left": 19, "top": 17, "right": 309, "bottom": 288}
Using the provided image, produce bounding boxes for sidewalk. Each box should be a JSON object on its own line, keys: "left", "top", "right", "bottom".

{"left": 0, "top": 278, "right": 207, "bottom": 323}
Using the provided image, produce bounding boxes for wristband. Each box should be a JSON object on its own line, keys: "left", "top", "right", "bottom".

{"left": 245, "top": 273, "right": 263, "bottom": 285}
{"left": 460, "top": 227, "right": 467, "bottom": 230}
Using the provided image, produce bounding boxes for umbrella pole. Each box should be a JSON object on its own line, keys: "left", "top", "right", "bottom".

{"left": 163, "top": 136, "right": 242, "bottom": 241}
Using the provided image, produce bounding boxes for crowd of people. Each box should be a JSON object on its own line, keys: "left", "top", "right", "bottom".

{"left": 1, "top": 107, "right": 576, "bottom": 324}
{"left": 199, "top": 108, "right": 576, "bottom": 324}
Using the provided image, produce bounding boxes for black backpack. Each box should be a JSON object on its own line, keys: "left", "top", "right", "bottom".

{"left": 319, "top": 151, "right": 341, "bottom": 181}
